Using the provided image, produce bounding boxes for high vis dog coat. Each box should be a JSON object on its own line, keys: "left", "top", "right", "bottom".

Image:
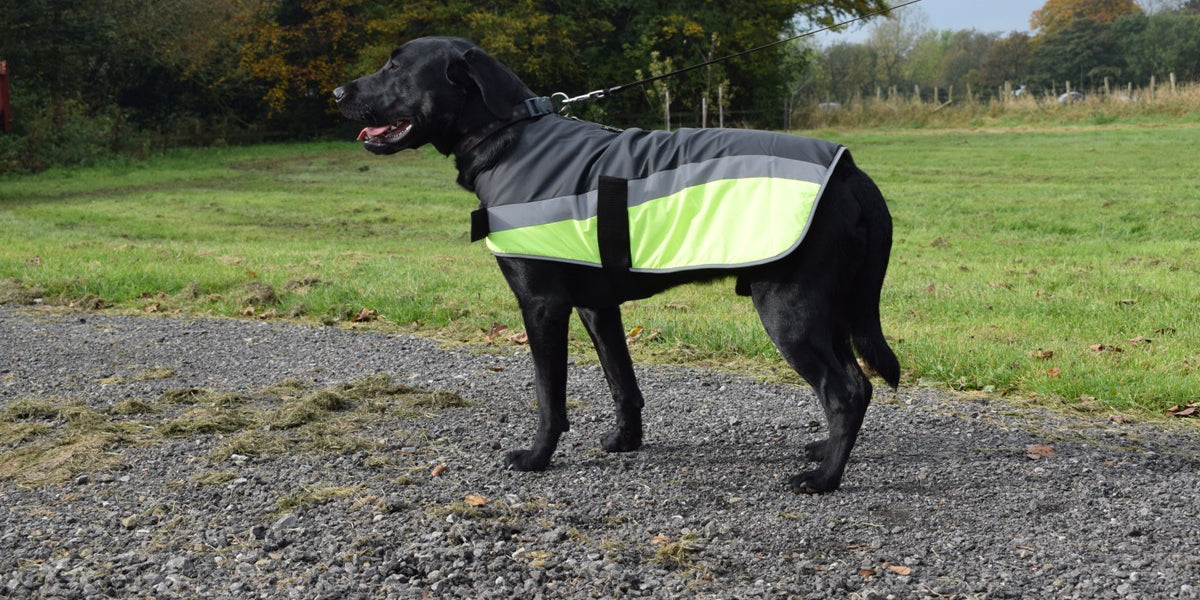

{"left": 470, "top": 115, "right": 845, "bottom": 273}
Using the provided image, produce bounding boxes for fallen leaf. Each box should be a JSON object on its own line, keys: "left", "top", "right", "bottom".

{"left": 1117, "top": 298, "right": 1137, "bottom": 306}
{"left": 352, "top": 308, "right": 378, "bottom": 323}
{"left": 1026, "top": 444, "right": 1056, "bottom": 460}
{"left": 509, "top": 331, "right": 528, "bottom": 344}
{"left": 464, "top": 494, "right": 487, "bottom": 506}
{"left": 626, "top": 325, "right": 644, "bottom": 343}
{"left": 1089, "top": 344, "right": 1123, "bottom": 353}
{"left": 486, "top": 365, "right": 505, "bottom": 372}
{"left": 1047, "top": 368, "right": 1061, "bottom": 378}
{"left": 143, "top": 303, "right": 160, "bottom": 313}
{"left": 858, "top": 568, "right": 877, "bottom": 579}
{"left": 1127, "top": 336, "right": 1152, "bottom": 345}
{"left": 1169, "top": 405, "right": 1197, "bottom": 418}
{"left": 484, "top": 322, "right": 509, "bottom": 342}
{"left": 241, "top": 306, "right": 256, "bottom": 316}
{"left": 650, "top": 534, "right": 671, "bottom": 546}
{"left": 431, "top": 464, "right": 447, "bottom": 477}
{"left": 25, "top": 256, "right": 42, "bottom": 266}
{"left": 1030, "top": 349, "right": 1053, "bottom": 360}
{"left": 883, "top": 563, "right": 912, "bottom": 576}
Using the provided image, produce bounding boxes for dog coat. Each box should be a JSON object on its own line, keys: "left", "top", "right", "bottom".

{"left": 471, "top": 114, "right": 845, "bottom": 273}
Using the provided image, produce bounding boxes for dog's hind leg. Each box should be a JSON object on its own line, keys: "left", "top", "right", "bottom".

{"left": 577, "top": 306, "right": 644, "bottom": 452}
{"left": 752, "top": 282, "right": 872, "bottom": 494}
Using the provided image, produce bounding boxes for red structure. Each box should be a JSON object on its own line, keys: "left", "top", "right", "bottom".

{"left": 1, "top": 60, "right": 11, "bottom": 133}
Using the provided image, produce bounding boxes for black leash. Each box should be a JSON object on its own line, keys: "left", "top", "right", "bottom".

{"left": 552, "top": 0, "right": 925, "bottom": 112}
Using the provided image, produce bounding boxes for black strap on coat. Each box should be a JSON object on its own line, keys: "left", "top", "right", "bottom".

{"left": 596, "top": 176, "right": 631, "bottom": 274}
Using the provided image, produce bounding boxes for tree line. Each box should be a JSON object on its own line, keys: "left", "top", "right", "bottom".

{"left": 5, "top": 0, "right": 1198, "bottom": 173}
{"left": 800, "top": 0, "right": 1200, "bottom": 105}
{"left": 0, "top": 0, "right": 884, "bottom": 172}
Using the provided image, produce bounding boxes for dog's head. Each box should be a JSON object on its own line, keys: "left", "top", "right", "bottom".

{"left": 334, "top": 37, "right": 536, "bottom": 156}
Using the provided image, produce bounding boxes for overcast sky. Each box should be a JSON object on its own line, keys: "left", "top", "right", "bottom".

{"left": 813, "top": 0, "right": 1047, "bottom": 44}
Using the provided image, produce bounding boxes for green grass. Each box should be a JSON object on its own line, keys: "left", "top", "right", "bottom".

{"left": 2, "top": 127, "right": 1198, "bottom": 416}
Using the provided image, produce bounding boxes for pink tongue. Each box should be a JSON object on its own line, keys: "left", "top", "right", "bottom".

{"left": 357, "top": 125, "right": 392, "bottom": 141}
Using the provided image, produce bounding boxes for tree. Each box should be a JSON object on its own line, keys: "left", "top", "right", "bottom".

{"left": 818, "top": 41, "right": 880, "bottom": 101}
{"left": 903, "top": 30, "right": 949, "bottom": 91}
{"left": 331, "top": 0, "right": 895, "bottom": 127}
{"left": 977, "top": 32, "right": 1034, "bottom": 91}
{"left": 1114, "top": 11, "right": 1200, "bottom": 82}
{"left": 938, "top": 30, "right": 998, "bottom": 94}
{"left": 1030, "top": 17, "right": 1125, "bottom": 89}
{"left": 0, "top": 0, "right": 265, "bottom": 122}
{"left": 866, "top": 6, "right": 931, "bottom": 87}
{"left": 1030, "top": 0, "right": 1142, "bottom": 35}
{"left": 236, "top": 0, "right": 376, "bottom": 120}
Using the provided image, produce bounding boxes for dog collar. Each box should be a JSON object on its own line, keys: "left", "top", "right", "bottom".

{"left": 454, "top": 97, "right": 555, "bottom": 156}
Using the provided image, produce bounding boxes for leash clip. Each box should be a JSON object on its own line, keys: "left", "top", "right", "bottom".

{"left": 551, "top": 89, "right": 607, "bottom": 114}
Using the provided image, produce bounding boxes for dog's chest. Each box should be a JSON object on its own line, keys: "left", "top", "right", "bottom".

{"left": 472, "top": 117, "right": 845, "bottom": 273}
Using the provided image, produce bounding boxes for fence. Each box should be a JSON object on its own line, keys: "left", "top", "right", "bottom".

{"left": 818, "top": 72, "right": 1192, "bottom": 107}
{"left": 799, "top": 73, "right": 1200, "bottom": 129}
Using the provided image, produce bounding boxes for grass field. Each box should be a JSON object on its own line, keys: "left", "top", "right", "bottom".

{"left": 2, "top": 124, "right": 1198, "bottom": 417}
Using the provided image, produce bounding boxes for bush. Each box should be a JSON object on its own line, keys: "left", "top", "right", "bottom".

{"left": 0, "top": 93, "right": 145, "bottom": 174}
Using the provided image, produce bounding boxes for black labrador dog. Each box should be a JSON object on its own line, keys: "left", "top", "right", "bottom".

{"left": 334, "top": 37, "right": 899, "bottom": 493}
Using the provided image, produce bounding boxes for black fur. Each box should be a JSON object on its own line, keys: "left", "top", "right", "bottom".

{"left": 334, "top": 36, "right": 899, "bottom": 493}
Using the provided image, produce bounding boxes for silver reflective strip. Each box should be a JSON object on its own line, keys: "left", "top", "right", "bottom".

{"left": 487, "top": 190, "right": 598, "bottom": 232}
{"left": 486, "top": 154, "right": 835, "bottom": 234}
{"left": 628, "top": 154, "right": 829, "bottom": 208}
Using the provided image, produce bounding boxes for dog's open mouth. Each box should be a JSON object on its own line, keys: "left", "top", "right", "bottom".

{"left": 357, "top": 120, "right": 412, "bottom": 144}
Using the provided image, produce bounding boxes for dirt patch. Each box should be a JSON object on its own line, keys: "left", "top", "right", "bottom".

{"left": 0, "top": 373, "right": 470, "bottom": 486}
{"left": 0, "top": 279, "right": 46, "bottom": 305}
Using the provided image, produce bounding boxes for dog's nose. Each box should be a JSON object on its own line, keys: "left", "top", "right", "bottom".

{"left": 332, "top": 86, "right": 346, "bottom": 103}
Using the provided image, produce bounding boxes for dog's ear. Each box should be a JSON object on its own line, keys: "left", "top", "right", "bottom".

{"left": 458, "top": 48, "right": 524, "bottom": 120}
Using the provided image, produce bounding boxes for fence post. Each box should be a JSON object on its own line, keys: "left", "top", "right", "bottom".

{"left": 664, "top": 89, "right": 670, "bottom": 131}
{"left": 718, "top": 84, "right": 724, "bottom": 128}
{"left": 1, "top": 60, "right": 12, "bottom": 134}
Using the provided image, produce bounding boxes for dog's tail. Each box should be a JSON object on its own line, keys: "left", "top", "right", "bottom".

{"left": 843, "top": 154, "right": 901, "bottom": 389}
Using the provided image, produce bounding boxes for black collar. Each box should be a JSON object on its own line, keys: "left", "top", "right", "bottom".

{"left": 454, "top": 97, "right": 555, "bottom": 156}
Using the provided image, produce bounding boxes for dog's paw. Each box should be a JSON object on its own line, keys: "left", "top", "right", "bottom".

{"left": 787, "top": 470, "right": 840, "bottom": 494}
{"left": 600, "top": 428, "right": 642, "bottom": 453}
{"left": 804, "top": 439, "right": 829, "bottom": 462}
{"left": 505, "top": 449, "right": 551, "bottom": 472}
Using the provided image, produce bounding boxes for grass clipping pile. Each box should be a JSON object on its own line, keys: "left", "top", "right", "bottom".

{"left": 0, "top": 373, "right": 469, "bottom": 486}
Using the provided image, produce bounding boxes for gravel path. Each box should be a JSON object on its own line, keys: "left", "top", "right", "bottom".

{"left": 1, "top": 306, "right": 1197, "bottom": 599}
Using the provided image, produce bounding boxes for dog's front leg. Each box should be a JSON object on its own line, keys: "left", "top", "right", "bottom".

{"left": 505, "top": 293, "right": 573, "bottom": 472}
{"left": 577, "top": 306, "right": 643, "bottom": 452}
